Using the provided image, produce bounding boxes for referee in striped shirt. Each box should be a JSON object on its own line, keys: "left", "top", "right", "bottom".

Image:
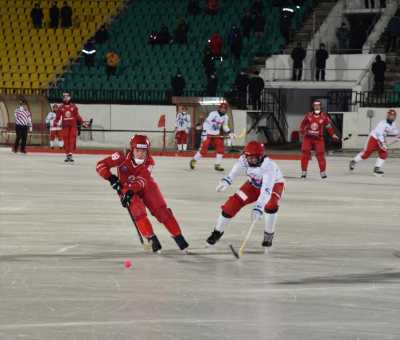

{"left": 14, "top": 101, "right": 32, "bottom": 153}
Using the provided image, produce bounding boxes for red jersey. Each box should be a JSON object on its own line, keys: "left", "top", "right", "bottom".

{"left": 96, "top": 151, "right": 156, "bottom": 194}
{"left": 54, "top": 103, "right": 83, "bottom": 128}
{"left": 300, "top": 112, "right": 334, "bottom": 139}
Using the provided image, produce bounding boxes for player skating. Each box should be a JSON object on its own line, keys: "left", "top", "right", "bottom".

{"left": 175, "top": 105, "right": 191, "bottom": 151}
{"left": 300, "top": 100, "right": 339, "bottom": 178}
{"left": 96, "top": 134, "right": 189, "bottom": 253}
{"left": 206, "top": 141, "right": 285, "bottom": 250}
{"left": 45, "top": 104, "right": 64, "bottom": 149}
{"left": 190, "top": 102, "right": 233, "bottom": 171}
{"left": 349, "top": 109, "right": 399, "bottom": 176}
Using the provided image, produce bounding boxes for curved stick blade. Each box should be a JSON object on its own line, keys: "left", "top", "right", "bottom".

{"left": 229, "top": 244, "right": 240, "bottom": 259}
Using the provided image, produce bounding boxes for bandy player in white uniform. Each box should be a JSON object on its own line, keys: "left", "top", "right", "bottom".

{"left": 206, "top": 141, "right": 285, "bottom": 249}
{"left": 45, "top": 104, "right": 64, "bottom": 149}
{"left": 350, "top": 109, "right": 399, "bottom": 175}
{"left": 175, "top": 105, "right": 191, "bottom": 151}
{"left": 190, "top": 102, "right": 232, "bottom": 171}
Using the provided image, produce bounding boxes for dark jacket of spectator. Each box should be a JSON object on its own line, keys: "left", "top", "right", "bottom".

{"left": 228, "top": 26, "right": 242, "bottom": 59}
{"left": 372, "top": 55, "right": 386, "bottom": 81}
{"left": 95, "top": 25, "right": 109, "bottom": 44}
{"left": 206, "top": 0, "right": 220, "bottom": 14}
{"left": 188, "top": 0, "right": 200, "bottom": 15}
{"left": 61, "top": 2, "right": 73, "bottom": 28}
{"left": 49, "top": 2, "right": 60, "bottom": 28}
{"left": 234, "top": 71, "right": 249, "bottom": 92}
{"left": 203, "top": 48, "right": 215, "bottom": 77}
{"left": 31, "top": 4, "right": 44, "bottom": 29}
{"left": 315, "top": 45, "right": 329, "bottom": 68}
{"left": 174, "top": 19, "right": 189, "bottom": 44}
{"left": 291, "top": 45, "right": 306, "bottom": 68}
{"left": 241, "top": 11, "right": 253, "bottom": 38}
{"left": 251, "top": 0, "right": 263, "bottom": 15}
{"left": 249, "top": 74, "right": 264, "bottom": 97}
{"left": 387, "top": 16, "right": 400, "bottom": 34}
{"left": 158, "top": 25, "right": 171, "bottom": 45}
{"left": 171, "top": 72, "right": 186, "bottom": 96}
{"left": 336, "top": 23, "right": 350, "bottom": 51}
{"left": 254, "top": 13, "right": 266, "bottom": 34}
{"left": 208, "top": 32, "right": 223, "bottom": 57}
{"left": 206, "top": 74, "right": 218, "bottom": 96}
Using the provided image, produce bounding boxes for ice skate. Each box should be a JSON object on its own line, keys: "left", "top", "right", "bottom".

{"left": 349, "top": 160, "right": 356, "bottom": 171}
{"left": 214, "top": 164, "right": 224, "bottom": 172}
{"left": 189, "top": 159, "right": 196, "bottom": 170}
{"left": 262, "top": 232, "right": 274, "bottom": 248}
{"left": 173, "top": 234, "right": 189, "bottom": 253}
{"left": 373, "top": 167, "right": 384, "bottom": 176}
{"left": 149, "top": 235, "right": 162, "bottom": 253}
{"left": 206, "top": 229, "right": 224, "bottom": 246}
{"left": 320, "top": 171, "right": 327, "bottom": 179}
{"left": 301, "top": 171, "right": 307, "bottom": 179}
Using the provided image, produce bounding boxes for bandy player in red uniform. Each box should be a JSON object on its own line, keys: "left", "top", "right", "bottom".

{"left": 53, "top": 92, "right": 87, "bottom": 162}
{"left": 96, "top": 135, "right": 189, "bottom": 253}
{"left": 206, "top": 141, "right": 285, "bottom": 249}
{"left": 299, "top": 100, "right": 339, "bottom": 178}
{"left": 349, "top": 109, "right": 399, "bottom": 176}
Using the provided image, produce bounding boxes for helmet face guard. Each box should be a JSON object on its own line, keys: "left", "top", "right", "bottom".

{"left": 62, "top": 92, "right": 71, "bottom": 103}
{"left": 218, "top": 102, "right": 228, "bottom": 115}
{"left": 129, "top": 135, "right": 151, "bottom": 164}
{"left": 312, "top": 100, "right": 321, "bottom": 114}
{"left": 387, "top": 109, "right": 397, "bottom": 123}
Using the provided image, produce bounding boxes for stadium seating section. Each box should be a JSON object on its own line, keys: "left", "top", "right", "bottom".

{"left": 0, "top": 0, "right": 123, "bottom": 89}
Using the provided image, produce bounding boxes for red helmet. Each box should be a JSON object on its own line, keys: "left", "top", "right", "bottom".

{"left": 130, "top": 134, "right": 150, "bottom": 151}
{"left": 388, "top": 109, "right": 397, "bottom": 117}
{"left": 62, "top": 92, "right": 71, "bottom": 103}
{"left": 387, "top": 109, "right": 397, "bottom": 123}
{"left": 244, "top": 141, "right": 264, "bottom": 157}
{"left": 219, "top": 102, "right": 228, "bottom": 111}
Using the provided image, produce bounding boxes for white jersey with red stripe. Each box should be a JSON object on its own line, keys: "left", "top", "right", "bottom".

{"left": 203, "top": 110, "right": 230, "bottom": 136}
{"left": 45, "top": 111, "right": 62, "bottom": 131}
{"left": 222, "top": 155, "right": 285, "bottom": 208}
{"left": 370, "top": 120, "right": 399, "bottom": 143}
{"left": 175, "top": 112, "right": 191, "bottom": 132}
{"left": 14, "top": 106, "right": 32, "bottom": 126}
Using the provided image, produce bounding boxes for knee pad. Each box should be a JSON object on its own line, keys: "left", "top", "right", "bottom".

{"left": 221, "top": 193, "right": 245, "bottom": 218}
{"left": 153, "top": 206, "right": 174, "bottom": 223}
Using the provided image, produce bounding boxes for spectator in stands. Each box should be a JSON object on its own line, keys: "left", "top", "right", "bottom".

{"left": 206, "top": 73, "right": 218, "bottom": 96}
{"left": 174, "top": 19, "right": 189, "bottom": 45}
{"left": 95, "top": 25, "right": 109, "bottom": 44}
{"left": 336, "top": 22, "right": 350, "bottom": 53}
{"left": 61, "top": 1, "right": 73, "bottom": 28}
{"left": 158, "top": 25, "right": 172, "bottom": 45}
{"left": 365, "top": 0, "right": 375, "bottom": 8}
{"left": 203, "top": 46, "right": 215, "bottom": 77}
{"left": 188, "top": 0, "right": 201, "bottom": 15}
{"left": 315, "top": 43, "right": 329, "bottom": 81}
{"left": 49, "top": 2, "right": 60, "bottom": 29}
{"left": 254, "top": 13, "right": 266, "bottom": 39}
{"left": 206, "top": 0, "right": 220, "bottom": 15}
{"left": 385, "top": 16, "right": 400, "bottom": 53}
{"left": 82, "top": 40, "right": 96, "bottom": 68}
{"left": 280, "top": 7, "right": 294, "bottom": 44}
{"left": 372, "top": 55, "right": 386, "bottom": 94}
{"left": 148, "top": 31, "right": 158, "bottom": 45}
{"left": 228, "top": 25, "right": 242, "bottom": 60}
{"left": 241, "top": 11, "right": 253, "bottom": 39}
{"left": 234, "top": 70, "right": 249, "bottom": 109}
{"left": 31, "top": 3, "right": 44, "bottom": 29}
{"left": 106, "top": 50, "right": 120, "bottom": 78}
{"left": 291, "top": 42, "right": 306, "bottom": 81}
{"left": 251, "top": 0, "right": 263, "bottom": 15}
{"left": 249, "top": 71, "right": 264, "bottom": 110}
{"left": 208, "top": 32, "right": 223, "bottom": 59}
{"left": 13, "top": 100, "right": 32, "bottom": 154}
{"left": 171, "top": 70, "right": 186, "bottom": 96}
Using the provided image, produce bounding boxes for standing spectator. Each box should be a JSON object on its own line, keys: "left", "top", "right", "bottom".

{"left": 31, "top": 3, "right": 44, "bottom": 29}
{"left": 365, "top": 0, "right": 375, "bottom": 8}
{"left": 385, "top": 16, "right": 400, "bottom": 53}
{"left": 372, "top": 55, "right": 386, "bottom": 94}
{"left": 106, "top": 50, "right": 120, "bottom": 78}
{"left": 82, "top": 40, "right": 96, "bottom": 68}
{"left": 188, "top": 0, "right": 200, "bottom": 15}
{"left": 206, "top": 0, "right": 220, "bottom": 15}
{"left": 13, "top": 101, "right": 32, "bottom": 154}
{"left": 174, "top": 19, "right": 189, "bottom": 44}
{"left": 380, "top": 0, "right": 386, "bottom": 7}
{"left": 249, "top": 71, "right": 264, "bottom": 110}
{"left": 95, "top": 25, "right": 109, "bottom": 44}
{"left": 49, "top": 2, "right": 60, "bottom": 29}
{"left": 254, "top": 13, "right": 266, "bottom": 39}
{"left": 251, "top": 0, "right": 263, "bottom": 15}
{"left": 61, "top": 1, "right": 73, "bottom": 28}
{"left": 206, "top": 73, "right": 218, "bottom": 96}
{"left": 315, "top": 43, "right": 329, "bottom": 81}
{"left": 158, "top": 25, "right": 171, "bottom": 45}
{"left": 203, "top": 47, "right": 215, "bottom": 77}
{"left": 336, "top": 22, "right": 350, "bottom": 53}
{"left": 228, "top": 25, "right": 242, "bottom": 60}
{"left": 208, "top": 32, "right": 223, "bottom": 58}
{"left": 171, "top": 70, "right": 186, "bottom": 96}
{"left": 45, "top": 104, "right": 64, "bottom": 149}
{"left": 241, "top": 11, "right": 253, "bottom": 39}
{"left": 234, "top": 70, "right": 249, "bottom": 109}
{"left": 291, "top": 42, "right": 306, "bottom": 81}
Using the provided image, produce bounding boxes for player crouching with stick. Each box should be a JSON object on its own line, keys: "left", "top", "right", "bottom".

{"left": 206, "top": 141, "right": 285, "bottom": 252}
{"left": 96, "top": 135, "right": 190, "bottom": 253}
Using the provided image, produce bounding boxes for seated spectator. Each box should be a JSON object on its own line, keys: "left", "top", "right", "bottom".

{"left": 158, "top": 25, "right": 171, "bottom": 45}
{"left": 251, "top": 0, "right": 263, "bottom": 15}
{"left": 106, "top": 50, "right": 120, "bottom": 78}
{"left": 203, "top": 46, "right": 215, "bottom": 77}
{"left": 171, "top": 70, "right": 186, "bottom": 96}
{"left": 336, "top": 22, "right": 350, "bottom": 53}
{"left": 206, "top": 0, "right": 220, "bottom": 15}
{"left": 208, "top": 32, "right": 223, "bottom": 58}
{"left": 95, "top": 25, "right": 109, "bottom": 44}
{"left": 174, "top": 19, "right": 189, "bottom": 44}
{"left": 49, "top": 2, "right": 60, "bottom": 29}
{"left": 61, "top": 1, "right": 73, "bottom": 28}
{"left": 254, "top": 13, "right": 266, "bottom": 39}
{"left": 372, "top": 55, "right": 386, "bottom": 94}
{"left": 31, "top": 3, "right": 44, "bottom": 29}
{"left": 206, "top": 73, "right": 218, "bottom": 96}
{"left": 82, "top": 40, "right": 96, "bottom": 68}
{"left": 228, "top": 25, "right": 242, "bottom": 60}
{"left": 188, "top": 0, "right": 201, "bottom": 15}
{"left": 241, "top": 11, "right": 253, "bottom": 39}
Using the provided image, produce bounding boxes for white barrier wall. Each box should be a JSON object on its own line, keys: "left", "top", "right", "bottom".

{"left": 343, "top": 107, "right": 400, "bottom": 149}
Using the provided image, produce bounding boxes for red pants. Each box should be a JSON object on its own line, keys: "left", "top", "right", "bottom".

{"left": 301, "top": 136, "right": 326, "bottom": 171}
{"left": 49, "top": 130, "right": 63, "bottom": 141}
{"left": 222, "top": 181, "right": 285, "bottom": 217}
{"left": 175, "top": 131, "right": 188, "bottom": 145}
{"left": 361, "top": 136, "right": 388, "bottom": 160}
{"left": 127, "top": 179, "right": 182, "bottom": 239}
{"left": 200, "top": 135, "right": 224, "bottom": 155}
{"left": 62, "top": 126, "right": 77, "bottom": 154}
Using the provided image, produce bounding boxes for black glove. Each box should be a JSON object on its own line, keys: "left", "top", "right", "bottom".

{"left": 46, "top": 123, "right": 50, "bottom": 130}
{"left": 121, "top": 191, "right": 133, "bottom": 208}
{"left": 108, "top": 174, "right": 121, "bottom": 192}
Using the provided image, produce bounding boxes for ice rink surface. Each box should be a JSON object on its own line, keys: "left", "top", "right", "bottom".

{"left": 1, "top": 148, "right": 400, "bottom": 340}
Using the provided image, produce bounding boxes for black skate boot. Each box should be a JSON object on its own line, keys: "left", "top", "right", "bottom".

{"left": 373, "top": 167, "right": 384, "bottom": 176}
{"left": 68, "top": 154, "right": 74, "bottom": 162}
{"left": 262, "top": 232, "right": 274, "bottom": 248}
{"left": 214, "top": 164, "right": 224, "bottom": 172}
{"left": 301, "top": 171, "right": 307, "bottom": 179}
{"left": 320, "top": 171, "right": 327, "bottom": 179}
{"left": 189, "top": 159, "right": 196, "bottom": 170}
{"left": 349, "top": 160, "right": 356, "bottom": 171}
{"left": 206, "top": 229, "right": 224, "bottom": 246}
{"left": 148, "top": 235, "right": 162, "bottom": 253}
{"left": 173, "top": 234, "right": 189, "bottom": 253}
